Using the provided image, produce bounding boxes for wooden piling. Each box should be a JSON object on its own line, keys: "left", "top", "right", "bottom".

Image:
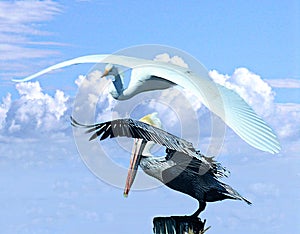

{"left": 153, "top": 216, "right": 210, "bottom": 234}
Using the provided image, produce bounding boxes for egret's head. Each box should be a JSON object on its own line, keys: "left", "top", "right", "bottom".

{"left": 101, "top": 64, "right": 119, "bottom": 77}
{"left": 124, "top": 112, "right": 162, "bottom": 197}
{"left": 102, "top": 64, "right": 124, "bottom": 99}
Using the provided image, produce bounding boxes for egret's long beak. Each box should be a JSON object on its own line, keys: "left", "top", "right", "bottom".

{"left": 124, "top": 139, "right": 146, "bottom": 197}
{"left": 101, "top": 69, "right": 109, "bottom": 78}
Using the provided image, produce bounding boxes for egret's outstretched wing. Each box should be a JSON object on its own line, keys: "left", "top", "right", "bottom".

{"left": 70, "top": 116, "right": 199, "bottom": 157}
{"left": 12, "top": 54, "right": 159, "bottom": 82}
{"left": 14, "top": 54, "right": 280, "bottom": 153}
{"left": 137, "top": 65, "right": 281, "bottom": 154}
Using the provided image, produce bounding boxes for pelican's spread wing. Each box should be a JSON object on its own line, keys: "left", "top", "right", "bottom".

{"left": 71, "top": 117, "right": 227, "bottom": 177}
{"left": 14, "top": 54, "right": 280, "bottom": 153}
{"left": 71, "top": 116, "right": 199, "bottom": 157}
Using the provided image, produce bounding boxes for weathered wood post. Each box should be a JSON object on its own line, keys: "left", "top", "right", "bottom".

{"left": 153, "top": 216, "right": 210, "bottom": 234}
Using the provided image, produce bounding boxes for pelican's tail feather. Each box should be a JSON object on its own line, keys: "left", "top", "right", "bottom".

{"left": 200, "top": 153, "right": 230, "bottom": 178}
{"left": 222, "top": 183, "right": 252, "bottom": 205}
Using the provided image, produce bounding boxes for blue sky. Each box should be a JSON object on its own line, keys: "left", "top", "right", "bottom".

{"left": 0, "top": 1, "right": 299, "bottom": 233}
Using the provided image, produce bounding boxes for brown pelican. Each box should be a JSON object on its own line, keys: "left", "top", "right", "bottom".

{"left": 71, "top": 113, "right": 251, "bottom": 216}
{"left": 13, "top": 54, "right": 280, "bottom": 154}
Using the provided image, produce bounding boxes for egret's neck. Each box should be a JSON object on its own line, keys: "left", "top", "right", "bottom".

{"left": 112, "top": 74, "right": 123, "bottom": 94}
{"left": 109, "top": 73, "right": 124, "bottom": 99}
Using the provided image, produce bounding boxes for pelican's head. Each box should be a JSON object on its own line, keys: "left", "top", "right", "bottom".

{"left": 139, "top": 112, "right": 162, "bottom": 129}
{"left": 124, "top": 112, "right": 162, "bottom": 197}
{"left": 101, "top": 63, "right": 119, "bottom": 77}
{"left": 138, "top": 112, "right": 162, "bottom": 156}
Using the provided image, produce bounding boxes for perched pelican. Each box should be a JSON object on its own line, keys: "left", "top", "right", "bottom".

{"left": 13, "top": 54, "right": 281, "bottom": 154}
{"left": 71, "top": 113, "right": 251, "bottom": 216}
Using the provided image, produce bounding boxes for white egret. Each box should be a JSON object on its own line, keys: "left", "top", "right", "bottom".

{"left": 13, "top": 54, "right": 281, "bottom": 153}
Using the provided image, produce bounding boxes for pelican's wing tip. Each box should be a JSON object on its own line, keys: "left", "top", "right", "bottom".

{"left": 89, "top": 133, "right": 99, "bottom": 141}
{"left": 70, "top": 116, "right": 81, "bottom": 128}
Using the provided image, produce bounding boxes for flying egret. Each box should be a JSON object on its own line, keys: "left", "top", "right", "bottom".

{"left": 13, "top": 54, "right": 281, "bottom": 154}
{"left": 71, "top": 113, "right": 251, "bottom": 216}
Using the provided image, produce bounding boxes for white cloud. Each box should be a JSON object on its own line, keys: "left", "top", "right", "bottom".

{"left": 0, "top": 81, "right": 70, "bottom": 137}
{"left": 74, "top": 70, "right": 117, "bottom": 118}
{"left": 265, "top": 79, "right": 300, "bottom": 88}
{"left": 154, "top": 53, "right": 189, "bottom": 68}
{"left": 16, "top": 81, "right": 44, "bottom": 99}
{"left": 8, "top": 120, "right": 21, "bottom": 133}
{"left": 0, "top": 93, "right": 11, "bottom": 129}
{"left": 272, "top": 103, "right": 300, "bottom": 140}
{"left": 74, "top": 75, "right": 86, "bottom": 87}
{"left": 0, "top": 44, "right": 59, "bottom": 61}
{"left": 0, "top": 1, "right": 63, "bottom": 80}
{"left": 0, "top": 1, "right": 61, "bottom": 35}
{"left": 15, "top": 82, "right": 69, "bottom": 129}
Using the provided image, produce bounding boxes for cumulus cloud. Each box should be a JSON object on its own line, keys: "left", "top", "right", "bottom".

{"left": 0, "top": 93, "right": 11, "bottom": 129}
{"left": 154, "top": 53, "right": 189, "bottom": 68}
{"left": 272, "top": 103, "right": 300, "bottom": 140}
{"left": 15, "top": 82, "right": 69, "bottom": 123}
{"left": 0, "top": 81, "right": 70, "bottom": 137}
{"left": 73, "top": 70, "right": 118, "bottom": 123}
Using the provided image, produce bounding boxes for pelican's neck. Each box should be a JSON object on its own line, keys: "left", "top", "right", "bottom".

{"left": 142, "top": 141, "right": 155, "bottom": 157}
{"left": 139, "top": 155, "right": 172, "bottom": 182}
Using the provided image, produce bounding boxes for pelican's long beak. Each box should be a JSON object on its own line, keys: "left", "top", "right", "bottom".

{"left": 101, "top": 69, "right": 109, "bottom": 78}
{"left": 124, "top": 139, "right": 146, "bottom": 197}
